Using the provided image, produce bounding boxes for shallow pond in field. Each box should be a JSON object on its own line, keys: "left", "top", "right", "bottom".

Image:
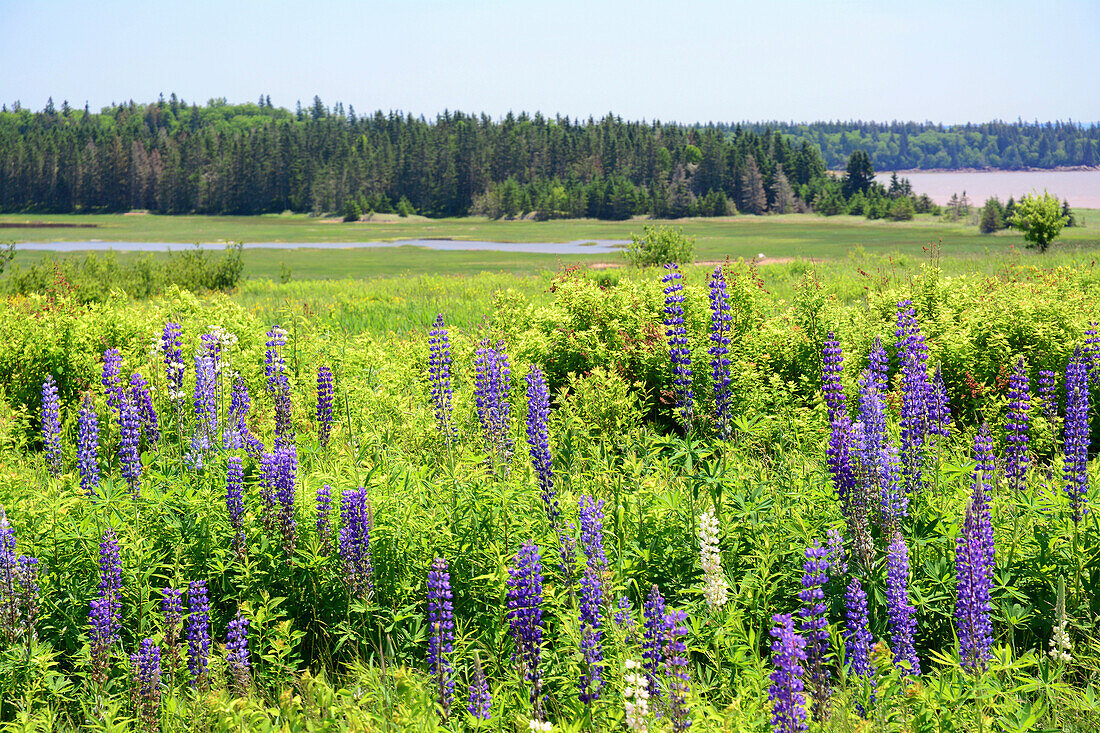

{"left": 16, "top": 239, "right": 630, "bottom": 254}
{"left": 876, "top": 170, "right": 1100, "bottom": 208}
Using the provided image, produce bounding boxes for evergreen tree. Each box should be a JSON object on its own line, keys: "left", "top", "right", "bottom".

{"left": 842, "top": 150, "right": 875, "bottom": 198}
{"left": 739, "top": 155, "right": 767, "bottom": 215}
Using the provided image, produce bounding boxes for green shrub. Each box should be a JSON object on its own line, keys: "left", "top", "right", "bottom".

{"left": 624, "top": 225, "right": 695, "bottom": 267}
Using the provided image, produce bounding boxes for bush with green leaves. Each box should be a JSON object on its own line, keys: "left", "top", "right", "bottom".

{"left": 624, "top": 224, "right": 696, "bottom": 267}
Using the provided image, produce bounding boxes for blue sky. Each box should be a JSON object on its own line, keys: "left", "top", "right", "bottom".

{"left": 2, "top": 0, "right": 1097, "bottom": 123}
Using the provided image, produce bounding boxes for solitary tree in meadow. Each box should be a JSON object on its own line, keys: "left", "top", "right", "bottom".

{"left": 1010, "top": 190, "right": 1069, "bottom": 253}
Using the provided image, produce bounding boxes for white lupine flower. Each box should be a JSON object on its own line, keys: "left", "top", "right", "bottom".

{"left": 1049, "top": 620, "right": 1072, "bottom": 663}
{"left": 623, "top": 661, "right": 650, "bottom": 731}
{"left": 698, "top": 507, "right": 729, "bottom": 610}
{"left": 527, "top": 721, "right": 552, "bottom": 732}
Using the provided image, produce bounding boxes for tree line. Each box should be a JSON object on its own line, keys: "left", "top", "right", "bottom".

{"left": 0, "top": 96, "right": 832, "bottom": 219}
{"left": 733, "top": 120, "right": 1100, "bottom": 171}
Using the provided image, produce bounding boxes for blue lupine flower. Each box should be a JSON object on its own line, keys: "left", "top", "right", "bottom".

{"left": 41, "top": 375, "right": 62, "bottom": 475}
{"left": 578, "top": 495, "right": 607, "bottom": 571}
{"left": 1037, "top": 369, "right": 1058, "bottom": 424}
{"left": 161, "top": 586, "right": 183, "bottom": 676}
{"left": 1005, "top": 357, "right": 1031, "bottom": 492}
{"left": 798, "top": 541, "right": 831, "bottom": 719}
{"left": 642, "top": 584, "right": 666, "bottom": 701}
{"left": 885, "top": 532, "right": 920, "bottom": 676}
{"left": 428, "top": 315, "right": 457, "bottom": 443}
{"left": 129, "top": 373, "right": 160, "bottom": 446}
{"left": 316, "top": 484, "right": 333, "bottom": 553}
{"left": 226, "top": 373, "right": 262, "bottom": 454}
{"left": 339, "top": 487, "right": 373, "bottom": 597}
{"left": 226, "top": 457, "right": 245, "bottom": 557}
{"left": 822, "top": 335, "right": 857, "bottom": 509}
{"left": 956, "top": 424, "right": 996, "bottom": 673}
{"left": 129, "top": 637, "right": 161, "bottom": 729}
{"left": 77, "top": 395, "right": 100, "bottom": 497}
{"left": 769, "top": 613, "right": 808, "bottom": 733}
{"left": 118, "top": 389, "right": 142, "bottom": 495}
{"left": 708, "top": 265, "right": 733, "bottom": 440}
{"left": 186, "top": 580, "right": 210, "bottom": 688}
{"left": 160, "top": 322, "right": 186, "bottom": 405}
{"left": 663, "top": 608, "right": 691, "bottom": 732}
{"left": 843, "top": 578, "right": 875, "bottom": 679}
{"left": 1063, "top": 349, "right": 1090, "bottom": 523}
{"left": 525, "top": 367, "right": 559, "bottom": 524}
{"left": 102, "top": 348, "right": 124, "bottom": 416}
{"left": 265, "top": 327, "right": 294, "bottom": 448}
{"left": 867, "top": 336, "right": 889, "bottom": 393}
{"left": 507, "top": 542, "right": 544, "bottom": 714}
{"left": 578, "top": 564, "right": 605, "bottom": 704}
{"left": 467, "top": 655, "right": 492, "bottom": 720}
{"left": 428, "top": 557, "right": 455, "bottom": 717}
{"left": 316, "top": 365, "right": 334, "bottom": 449}
{"left": 226, "top": 608, "right": 251, "bottom": 695}
{"left": 474, "top": 339, "right": 514, "bottom": 466}
{"left": 662, "top": 262, "right": 693, "bottom": 433}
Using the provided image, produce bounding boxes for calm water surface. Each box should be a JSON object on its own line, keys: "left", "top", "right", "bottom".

{"left": 875, "top": 170, "right": 1100, "bottom": 208}
{"left": 17, "top": 239, "right": 629, "bottom": 254}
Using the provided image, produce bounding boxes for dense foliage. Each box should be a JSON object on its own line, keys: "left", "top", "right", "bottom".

{"left": 737, "top": 120, "right": 1100, "bottom": 171}
{"left": 0, "top": 259, "right": 1098, "bottom": 731}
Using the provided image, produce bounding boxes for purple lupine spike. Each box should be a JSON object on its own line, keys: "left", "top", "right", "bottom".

{"left": 187, "top": 341, "right": 218, "bottom": 469}
{"left": 578, "top": 495, "right": 607, "bottom": 571}
{"left": 265, "top": 327, "right": 294, "bottom": 449}
{"left": 1038, "top": 369, "right": 1058, "bottom": 424}
{"left": 885, "top": 532, "right": 920, "bottom": 676}
{"left": 1005, "top": 357, "right": 1031, "bottom": 492}
{"left": 663, "top": 608, "right": 691, "bottom": 731}
{"left": 875, "top": 444, "right": 907, "bottom": 529}
{"left": 474, "top": 339, "right": 514, "bottom": 466}
{"left": 525, "top": 367, "right": 559, "bottom": 524}
{"left": 928, "top": 365, "right": 951, "bottom": 438}
{"left": 899, "top": 349, "right": 929, "bottom": 494}
{"left": 1084, "top": 322, "right": 1100, "bottom": 384}
{"left": 130, "top": 637, "right": 161, "bottom": 730}
{"left": 102, "top": 349, "right": 124, "bottom": 415}
{"left": 823, "top": 335, "right": 858, "bottom": 512}
{"left": 129, "top": 373, "right": 160, "bottom": 446}
{"left": 0, "top": 509, "right": 17, "bottom": 643}
{"left": 275, "top": 447, "right": 298, "bottom": 556}
{"left": 1063, "top": 350, "right": 1090, "bottom": 523}
{"left": 615, "top": 595, "right": 638, "bottom": 642}
{"left": 186, "top": 580, "right": 210, "bottom": 688}
{"left": 160, "top": 323, "right": 186, "bottom": 406}
{"left": 577, "top": 564, "right": 605, "bottom": 704}
{"left": 118, "top": 390, "right": 142, "bottom": 495}
{"left": 161, "top": 586, "right": 183, "bottom": 678}
{"left": 844, "top": 578, "right": 875, "bottom": 679}
{"left": 339, "top": 487, "right": 373, "bottom": 597}
{"left": 225, "top": 373, "right": 258, "bottom": 452}
{"left": 427, "top": 557, "right": 455, "bottom": 717}
{"left": 226, "top": 608, "right": 251, "bottom": 695}
{"left": 642, "top": 584, "right": 666, "bottom": 701}
{"left": 662, "top": 262, "right": 693, "bottom": 433}
{"left": 15, "top": 556, "right": 39, "bottom": 651}
{"left": 467, "top": 655, "right": 492, "bottom": 720}
{"left": 41, "top": 375, "right": 62, "bottom": 476}
{"left": 316, "top": 365, "right": 334, "bottom": 449}
{"left": 507, "top": 542, "right": 544, "bottom": 716}
{"left": 868, "top": 336, "right": 889, "bottom": 394}
{"left": 316, "top": 484, "right": 333, "bottom": 554}
{"left": 77, "top": 395, "right": 100, "bottom": 497}
{"left": 798, "top": 541, "right": 831, "bottom": 720}
{"left": 956, "top": 424, "right": 996, "bottom": 673}
{"left": 769, "top": 612, "right": 808, "bottom": 733}
{"left": 89, "top": 528, "right": 123, "bottom": 688}
{"left": 226, "top": 457, "right": 245, "bottom": 558}
{"left": 709, "top": 265, "right": 733, "bottom": 440}
{"left": 428, "top": 315, "right": 457, "bottom": 444}
{"left": 826, "top": 527, "right": 847, "bottom": 577}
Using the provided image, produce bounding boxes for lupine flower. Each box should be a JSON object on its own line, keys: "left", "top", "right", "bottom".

{"left": 698, "top": 507, "right": 729, "bottom": 609}
{"left": 428, "top": 557, "right": 455, "bottom": 717}
{"left": 41, "top": 375, "right": 62, "bottom": 475}
{"left": 578, "top": 564, "right": 605, "bottom": 704}
{"left": 428, "top": 315, "right": 457, "bottom": 443}
{"left": 1063, "top": 350, "right": 1090, "bottom": 523}
{"left": 467, "top": 654, "right": 492, "bottom": 720}
{"left": 799, "top": 541, "right": 831, "bottom": 719}
{"left": 102, "top": 348, "right": 124, "bottom": 415}
{"left": 896, "top": 301, "right": 932, "bottom": 492}
{"left": 868, "top": 336, "right": 889, "bottom": 393}
{"left": 1049, "top": 576, "right": 1072, "bottom": 663}
{"left": 474, "top": 339, "right": 514, "bottom": 466}
{"left": 316, "top": 365, "right": 334, "bottom": 449}
{"left": 188, "top": 342, "right": 218, "bottom": 468}
{"left": 826, "top": 527, "right": 848, "bottom": 576}
{"left": 259, "top": 447, "right": 298, "bottom": 556}
{"left": 844, "top": 578, "right": 875, "bottom": 679}
{"left": 615, "top": 595, "right": 637, "bottom": 642}
{"left": 339, "top": 487, "right": 373, "bottom": 597}
{"left": 226, "top": 457, "right": 245, "bottom": 557}
{"left": 769, "top": 613, "right": 808, "bottom": 733}
{"left": 15, "top": 556, "right": 39, "bottom": 652}
{"left": 89, "top": 528, "right": 123, "bottom": 687}
{"left": 1005, "top": 357, "right": 1031, "bottom": 492}
{"left": 623, "top": 659, "right": 650, "bottom": 732}
{"left": 316, "top": 484, "right": 333, "bottom": 554}
{"left": 160, "top": 322, "right": 186, "bottom": 405}
{"left": 0, "top": 509, "right": 20, "bottom": 644}
{"left": 822, "top": 335, "right": 857, "bottom": 508}
{"left": 118, "top": 390, "right": 143, "bottom": 495}
{"left": 663, "top": 609, "right": 691, "bottom": 731}
{"left": 226, "top": 609, "right": 251, "bottom": 695}
{"left": 225, "top": 374, "right": 262, "bottom": 454}
{"left": 1085, "top": 322, "right": 1100, "bottom": 384}
{"left": 265, "top": 327, "right": 294, "bottom": 448}
{"left": 662, "top": 262, "right": 693, "bottom": 433}
{"left": 161, "top": 586, "right": 183, "bottom": 678}
{"left": 578, "top": 495, "right": 607, "bottom": 571}
{"left": 642, "top": 584, "right": 666, "bottom": 701}
{"left": 885, "top": 532, "right": 920, "bottom": 676}
{"left": 129, "top": 373, "right": 160, "bottom": 446}
{"left": 77, "top": 395, "right": 100, "bottom": 497}
{"left": 525, "top": 367, "right": 559, "bottom": 525}
{"left": 507, "top": 542, "right": 544, "bottom": 715}
{"left": 853, "top": 370, "right": 890, "bottom": 556}
{"left": 1038, "top": 369, "right": 1058, "bottom": 424}
{"left": 928, "top": 365, "right": 951, "bottom": 438}
{"left": 186, "top": 580, "right": 211, "bottom": 688}
{"left": 956, "top": 424, "right": 996, "bottom": 673}
{"left": 130, "top": 638, "right": 161, "bottom": 732}
{"left": 708, "top": 266, "right": 733, "bottom": 440}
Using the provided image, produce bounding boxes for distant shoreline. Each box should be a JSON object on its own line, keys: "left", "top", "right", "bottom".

{"left": 848, "top": 165, "right": 1100, "bottom": 175}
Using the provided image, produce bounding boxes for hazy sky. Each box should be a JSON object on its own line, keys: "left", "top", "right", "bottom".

{"left": 2, "top": 0, "right": 1098, "bottom": 124}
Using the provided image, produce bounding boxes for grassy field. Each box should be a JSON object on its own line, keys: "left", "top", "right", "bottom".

{"left": 2, "top": 211, "right": 1099, "bottom": 279}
